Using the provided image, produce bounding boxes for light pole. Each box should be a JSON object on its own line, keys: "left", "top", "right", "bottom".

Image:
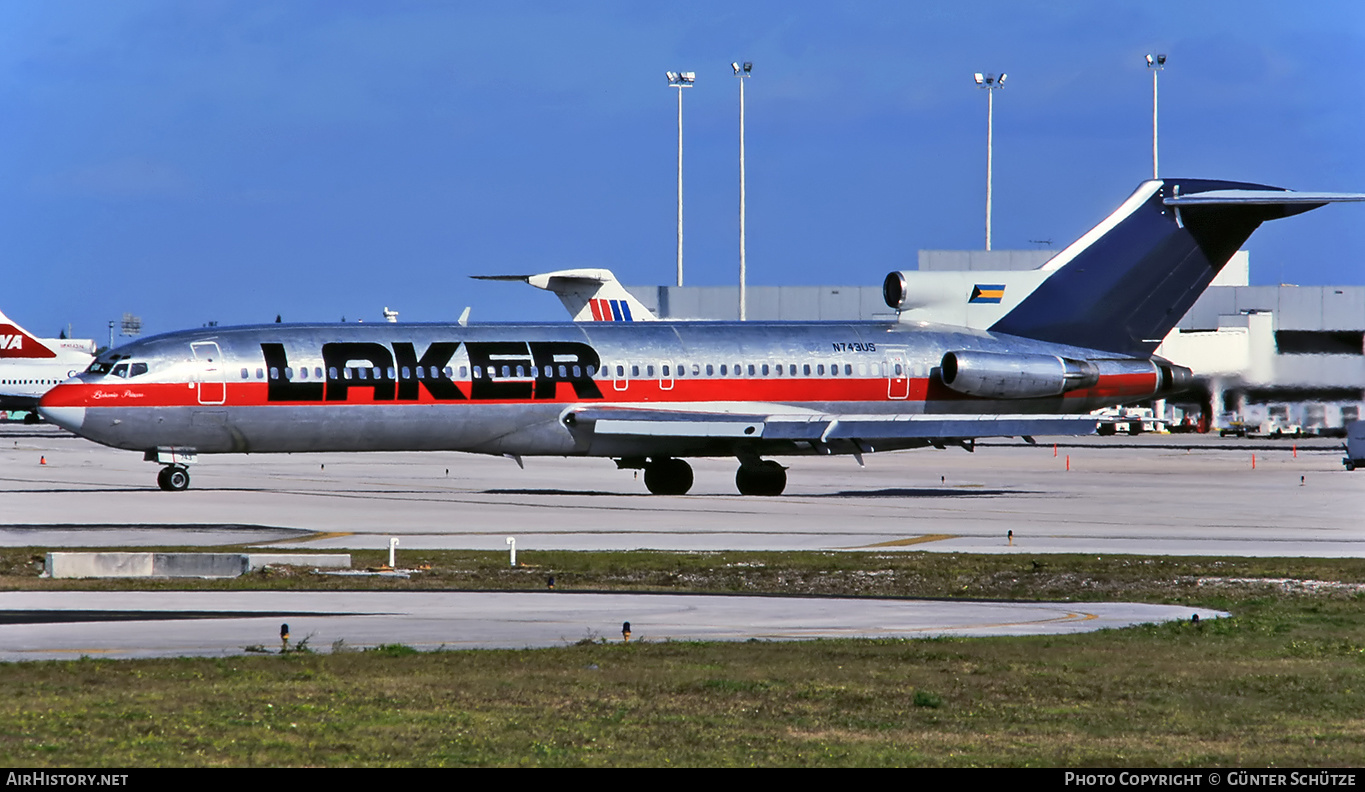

{"left": 665, "top": 71, "right": 694, "bottom": 287}
{"left": 732, "top": 61, "right": 752, "bottom": 320}
{"left": 974, "top": 72, "right": 1006, "bottom": 251}
{"left": 1146, "top": 53, "right": 1166, "bottom": 180}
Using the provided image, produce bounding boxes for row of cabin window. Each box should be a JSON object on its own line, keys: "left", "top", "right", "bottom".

{"left": 246, "top": 365, "right": 457, "bottom": 381}
{"left": 243, "top": 360, "right": 907, "bottom": 382}
{"left": 596, "top": 361, "right": 904, "bottom": 379}
{"left": 244, "top": 364, "right": 590, "bottom": 382}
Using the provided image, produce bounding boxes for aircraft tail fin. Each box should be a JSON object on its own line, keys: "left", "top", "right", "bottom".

{"left": 989, "top": 179, "right": 1365, "bottom": 356}
{"left": 473, "top": 269, "right": 658, "bottom": 322}
{"left": 0, "top": 309, "right": 57, "bottom": 359}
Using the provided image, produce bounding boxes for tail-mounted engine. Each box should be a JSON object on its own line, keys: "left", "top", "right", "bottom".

{"left": 939, "top": 350, "right": 1194, "bottom": 400}
{"left": 940, "top": 350, "right": 1099, "bottom": 399}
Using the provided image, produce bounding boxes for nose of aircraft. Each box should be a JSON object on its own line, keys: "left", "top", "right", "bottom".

{"left": 38, "top": 383, "right": 87, "bottom": 434}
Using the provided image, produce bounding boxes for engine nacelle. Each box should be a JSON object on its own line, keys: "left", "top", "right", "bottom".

{"left": 940, "top": 350, "right": 1100, "bottom": 399}
{"left": 1155, "top": 360, "right": 1195, "bottom": 395}
{"left": 883, "top": 271, "right": 978, "bottom": 311}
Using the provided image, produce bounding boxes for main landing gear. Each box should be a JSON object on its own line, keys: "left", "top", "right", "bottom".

{"left": 735, "top": 460, "right": 786, "bottom": 496}
{"left": 643, "top": 457, "right": 694, "bottom": 495}
{"left": 625, "top": 456, "right": 788, "bottom": 496}
{"left": 157, "top": 465, "right": 190, "bottom": 492}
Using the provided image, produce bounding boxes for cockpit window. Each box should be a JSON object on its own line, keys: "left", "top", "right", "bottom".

{"left": 87, "top": 354, "right": 126, "bottom": 375}
{"left": 129, "top": 362, "right": 148, "bottom": 377}
{"left": 110, "top": 363, "right": 129, "bottom": 378}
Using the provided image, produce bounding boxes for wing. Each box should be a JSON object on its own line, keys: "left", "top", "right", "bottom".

{"left": 565, "top": 404, "right": 1096, "bottom": 457}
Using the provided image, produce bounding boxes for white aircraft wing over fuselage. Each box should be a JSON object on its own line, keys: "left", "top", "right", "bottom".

{"left": 40, "top": 178, "right": 1364, "bottom": 494}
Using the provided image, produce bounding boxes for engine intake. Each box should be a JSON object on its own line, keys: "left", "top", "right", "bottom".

{"left": 883, "top": 272, "right": 908, "bottom": 309}
{"left": 940, "top": 350, "right": 1100, "bottom": 399}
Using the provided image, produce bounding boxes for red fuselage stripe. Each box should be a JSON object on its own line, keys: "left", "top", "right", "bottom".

{"left": 41, "top": 371, "right": 1158, "bottom": 409}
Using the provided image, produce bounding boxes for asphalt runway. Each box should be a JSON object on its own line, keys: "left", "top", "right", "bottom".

{"left": 1, "top": 425, "right": 1360, "bottom": 557}
{"left": 0, "top": 590, "right": 1228, "bottom": 661}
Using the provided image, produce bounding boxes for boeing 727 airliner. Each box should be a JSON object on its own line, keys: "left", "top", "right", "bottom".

{"left": 40, "top": 179, "right": 1363, "bottom": 493}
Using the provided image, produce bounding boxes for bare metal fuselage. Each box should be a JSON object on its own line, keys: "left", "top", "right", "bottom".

{"left": 40, "top": 320, "right": 1164, "bottom": 460}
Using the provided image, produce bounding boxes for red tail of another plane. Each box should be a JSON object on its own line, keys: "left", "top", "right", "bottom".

{"left": 0, "top": 309, "right": 56, "bottom": 359}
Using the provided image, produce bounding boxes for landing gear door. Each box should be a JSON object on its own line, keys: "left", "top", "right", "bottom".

{"left": 888, "top": 354, "right": 909, "bottom": 400}
{"left": 191, "top": 341, "right": 226, "bottom": 405}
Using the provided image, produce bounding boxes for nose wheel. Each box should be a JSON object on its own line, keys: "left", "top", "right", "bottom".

{"left": 157, "top": 465, "right": 191, "bottom": 492}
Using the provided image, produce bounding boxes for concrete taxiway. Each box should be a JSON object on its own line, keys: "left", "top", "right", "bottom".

{"left": 1, "top": 425, "right": 1360, "bottom": 557}
{"left": 0, "top": 590, "right": 1228, "bottom": 661}
{"left": 0, "top": 425, "right": 1341, "bottom": 660}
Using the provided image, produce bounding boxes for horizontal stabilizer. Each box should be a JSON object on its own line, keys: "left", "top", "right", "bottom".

{"left": 1164, "top": 190, "right": 1365, "bottom": 206}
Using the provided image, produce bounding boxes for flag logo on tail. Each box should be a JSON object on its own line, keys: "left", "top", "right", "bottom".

{"left": 969, "top": 285, "right": 1006, "bottom": 304}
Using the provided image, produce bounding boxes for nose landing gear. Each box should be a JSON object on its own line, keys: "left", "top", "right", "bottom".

{"left": 156, "top": 465, "right": 190, "bottom": 492}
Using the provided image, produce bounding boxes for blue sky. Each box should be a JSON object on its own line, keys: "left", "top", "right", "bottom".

{"left": 1, "top": 1, "right": 1362, "bottom": 339}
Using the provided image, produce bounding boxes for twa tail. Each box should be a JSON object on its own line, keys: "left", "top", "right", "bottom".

{"left": 473, "top": 269, "right": 658, "bottom": 322}
{"left": 0, "top": 309, "right": 57, "bottom": 359}
{"left": 990, "top": 179, "right": 1365, "bottom": 356}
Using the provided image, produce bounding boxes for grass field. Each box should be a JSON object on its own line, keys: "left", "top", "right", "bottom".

{"left": 3, "top": 549, "right": 1365, "bottom": 766}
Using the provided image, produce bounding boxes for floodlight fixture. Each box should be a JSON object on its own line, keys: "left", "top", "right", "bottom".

{"left": 974, "top": 70, "right": 1007, "bottom": 250}
{"left": 733, "top": 60, "right": 753, "bottom": 318}
{"left": 667, "top": 69, "right": 695, "bottom": 285}
{"left": 1146, "top": 53, "right": 1168, "bottom": 178}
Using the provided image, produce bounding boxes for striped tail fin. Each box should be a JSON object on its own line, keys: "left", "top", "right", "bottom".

{"left": 473, "top": 269, "right": 658, "bottom": 322}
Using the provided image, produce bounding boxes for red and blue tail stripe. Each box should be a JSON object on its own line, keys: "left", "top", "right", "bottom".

{"left": 588, "top": 299, "right": 634, "bottom": 322}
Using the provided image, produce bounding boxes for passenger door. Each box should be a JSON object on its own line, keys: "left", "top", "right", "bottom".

{"left": 191, "top": 341, "right": 226, "bottom": 405}
{"left": 887, "top": 354, "right": 909, "bottom": 400}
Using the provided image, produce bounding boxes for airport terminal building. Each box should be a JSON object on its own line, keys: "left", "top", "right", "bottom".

{"left": 627, "top": 250, "right": 1365, "bottom": 435}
